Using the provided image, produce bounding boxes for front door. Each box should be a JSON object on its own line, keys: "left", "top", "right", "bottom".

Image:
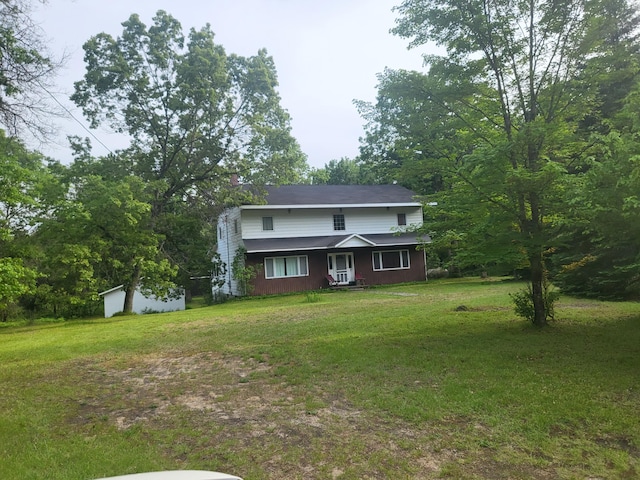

{"left": 328, "top": 253, "right": 354, "bottom": 285}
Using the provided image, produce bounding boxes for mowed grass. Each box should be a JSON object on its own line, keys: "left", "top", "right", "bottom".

{"left": 0, "top": 278, "right": 638, "bottom": 479}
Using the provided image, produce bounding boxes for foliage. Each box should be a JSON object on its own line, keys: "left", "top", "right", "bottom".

{"left": 356, "top": 69, "right": 450, "bottom": 193}
{"left": 358, "top": 0, "right": 640, "bottom": 324}
{"left": 209, "top": 251, "right": 228, "bottom": 303}
{"left": 544, "top": 0, "right": 640, "bottom": 300}
{"left": 0, "top": 130, "right": 55, "bottom": 231}
{"left": 309, "top": 157, "right": 363, "bottom": 185}
{"left": 0, "top": 131, "right": 54, "bottom": 319}
{"left": 553, "top": 113, "right": 640, "bottom": 299}
{"left": 71, "top": 10, "right": 307, "bottom": 201}
{"left": 304, "top": 290, "right": 321, "bottom": 303}
{"left": 0, "top": 256, "right": 35, "bottom": 321}
{"left": 33, "top": 154, "right": 178, "bottom": 315}
{"left": 231, "top": 246, "right": 260, "bottom": 296}
{"left": 510, "top": 280, "right": 560, "bottom": 324}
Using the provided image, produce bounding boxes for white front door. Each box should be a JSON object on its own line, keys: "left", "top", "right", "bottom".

{"left": 328, "top": 253, "right": 354, "bottom": 285}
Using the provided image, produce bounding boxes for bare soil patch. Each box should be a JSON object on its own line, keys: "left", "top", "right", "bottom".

{"left": 68, "top": 352, "right": 554, "bottom": 479}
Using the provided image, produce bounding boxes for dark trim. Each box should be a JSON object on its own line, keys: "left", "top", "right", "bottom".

{"left": 243, "top": 232, "right": 430, "bottom": 254}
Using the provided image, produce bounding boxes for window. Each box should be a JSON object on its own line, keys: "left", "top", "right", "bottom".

{"left": 397, "top": 213, "right": 407, "bottom": 226}
{"left": 372, "top": 250, "right": 410, "bottom": 271}
{"left": 262, "top": 216, "right": 273, "bottom": 231}
{"left": 264, "top": 256, "right": 309, "bottom": 279}
{"left": 333, "top": 214, "right": 345, "bottom": 231}
{"left": 234, "top": 219, "right": 238, "bottom": 233}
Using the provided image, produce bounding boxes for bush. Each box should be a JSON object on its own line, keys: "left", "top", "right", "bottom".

{"left": 305, "top": 291, "right": 321, "bottom": 303}
{"left": 510, "top": 281, "right": 559, "bottom": 324}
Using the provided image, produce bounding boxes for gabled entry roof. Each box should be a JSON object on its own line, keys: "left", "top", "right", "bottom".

{"left": 243, "top": 232, "right": 430, "bottom": 254}
{"left": 335, "top": 234, "right": 376, "bottom": 248}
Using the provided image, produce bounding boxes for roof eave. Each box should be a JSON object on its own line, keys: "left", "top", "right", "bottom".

{"left": 240, "top": 202, "right": 422, "bottom": 210}
{"left": 98, "top": 285, "right": 124, "bottom": 296}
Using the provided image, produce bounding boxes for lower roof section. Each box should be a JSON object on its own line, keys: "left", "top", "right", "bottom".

{"left": 243, "top": 232, "right": 430, "bottom": 254}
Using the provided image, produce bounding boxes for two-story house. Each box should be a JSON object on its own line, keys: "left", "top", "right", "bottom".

{"left": 215, "top": 184, "right": 428, "bottom": 296}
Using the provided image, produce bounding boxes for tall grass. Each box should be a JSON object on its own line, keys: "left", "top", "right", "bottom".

{"left": 0, "top": 278, "right": 638, "bottom": 479}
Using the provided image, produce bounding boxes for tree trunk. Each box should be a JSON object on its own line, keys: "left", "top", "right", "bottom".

{"left": 122, "top": 265, "right": 142, "bottom": 314}
{"left": 529, "top": 251, "right": 547, "bottom": 327}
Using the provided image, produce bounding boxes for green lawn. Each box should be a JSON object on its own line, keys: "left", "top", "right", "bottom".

{"left": 1, "top": 278, "right": 638, "bottom": 479}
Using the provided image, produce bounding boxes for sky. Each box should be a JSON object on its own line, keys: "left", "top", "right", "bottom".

{"left": 32, "top": 0, "right": 431, "bottom": 168}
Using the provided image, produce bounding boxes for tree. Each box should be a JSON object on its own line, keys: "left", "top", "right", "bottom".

{"left": 0, "top": 0, "right": 60, "bottom": 138}
{"left": 310, "top": 157, "right": 363, "bottom": 185}
{"left": 0, "top": 130, "right": 51, "bottom": 319}
{"left": 547, "top": 0, "right": 640, "bottom": 299}
{"left": 385, "top": 0, "right": 633, "bottom": 325}
{"left": 35, "top": 148, "right": 179, "bottom": 316}
{"left": 71, "top": 11, "right": 307, "bottom": 308}
{"left": 553, "top": 85, "right": 640, "bottom": 300}
{"left": 577, "top": 0, "right": 640, "bottom": 135}
{"left": 357, "top": 68, "right": 460, "bottom": 194}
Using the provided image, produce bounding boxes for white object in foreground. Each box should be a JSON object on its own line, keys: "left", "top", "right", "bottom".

{"left": 93, "top": 470, "right": 242, "bottom": 480}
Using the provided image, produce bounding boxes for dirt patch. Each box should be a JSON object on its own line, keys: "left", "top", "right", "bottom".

{"left": 379, "top": 292, "right": 420, "bottom": 297}
{"left": 69, "top": 352, "right": 555, "bottom": 479}
{"left": 453, "top": 305, "right": 511, "bottom": 312}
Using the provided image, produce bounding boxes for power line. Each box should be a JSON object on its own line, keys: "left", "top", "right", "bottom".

{"left": 38, "top": 82, "right": 114, "bottom": 154}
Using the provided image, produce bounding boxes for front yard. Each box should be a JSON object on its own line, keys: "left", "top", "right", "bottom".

{"left": 1, "top": 279, "right": 638, "bottom": 479}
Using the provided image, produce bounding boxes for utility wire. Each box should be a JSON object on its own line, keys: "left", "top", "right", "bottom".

{"left": 39, "top": 82, "right": 114, "bottom": 154}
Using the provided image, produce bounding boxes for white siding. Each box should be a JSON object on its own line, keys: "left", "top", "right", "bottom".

{"left": 241, "top": 206, "right": 423, "bottom": 239}
{"left": 216, "top": 207, "right": 244, "bottom": 296}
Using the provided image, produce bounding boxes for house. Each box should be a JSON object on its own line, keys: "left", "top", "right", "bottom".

{"left": 214, "top": 184, "right": 429, "bottom": 296}
{"left": 99, "top": 285, "right": 186, "bottom": 318}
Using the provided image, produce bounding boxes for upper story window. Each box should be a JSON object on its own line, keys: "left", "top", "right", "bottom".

{"left": 397, "top": 213, "right": 407, "bottom": 226}
{"left": 333, "top": 214, "right": 345, "bottom": 231}
{"left": 262, "top": 216, "right": 273, "bottom": 231}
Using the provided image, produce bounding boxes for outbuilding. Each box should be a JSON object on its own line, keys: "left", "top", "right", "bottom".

{"left": 99, "top": 285, "right": 186, "bottom": 318}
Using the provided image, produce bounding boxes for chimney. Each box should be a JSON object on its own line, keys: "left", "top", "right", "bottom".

{"left": 230, "top": 173, "right": 239, "bottom": 186}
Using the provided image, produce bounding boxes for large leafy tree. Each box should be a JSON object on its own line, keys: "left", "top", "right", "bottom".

{"left": 377, "top": 0, "right": 638, "bottom": 325}
{"left": 357, "top": 68, "right": 461, "bottom": 194}
{"left": 36, "top": 162, "right": 175, "bottom": 316}
{"left": 72, "top": 10, "right": 306, "bottom": 210}
{"left": 71, "top": 11, "right": 307, "bottom": 308}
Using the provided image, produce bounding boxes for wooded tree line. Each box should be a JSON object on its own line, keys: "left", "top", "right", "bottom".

{"left": 351, "top": 0, "right": 640, "bottom": 325}
{"left": 2, "top": 1, "right": 639, "bottom": 324}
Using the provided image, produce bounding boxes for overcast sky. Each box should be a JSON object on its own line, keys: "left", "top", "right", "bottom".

{"left": 33, "top": 0, "right": 432, "bottom": 168}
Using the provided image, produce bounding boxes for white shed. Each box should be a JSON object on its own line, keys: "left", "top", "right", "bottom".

{"left": 99, "top": 285, "right": 186, "bottom": 318}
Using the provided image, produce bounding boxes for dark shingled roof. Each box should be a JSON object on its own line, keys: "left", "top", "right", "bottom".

{"left": 249, "top": 184, "right": 420, "bottom": 206}
{"left": 243, "top": 232, "right": 430, "bottom": 253}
